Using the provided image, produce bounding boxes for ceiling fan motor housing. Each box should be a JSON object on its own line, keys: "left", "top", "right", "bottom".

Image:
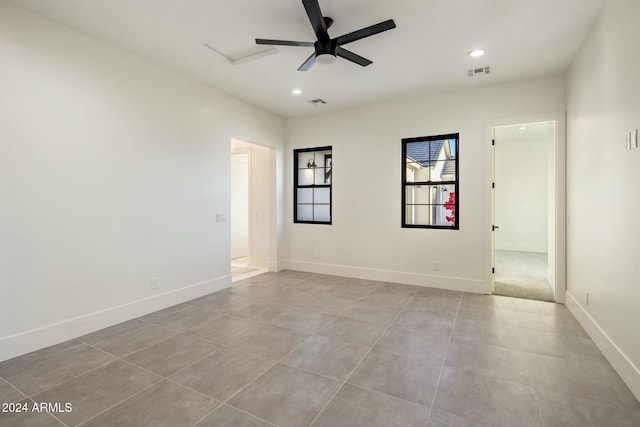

{"left": 315, "top": 39, "right": 337, "bottom": 63}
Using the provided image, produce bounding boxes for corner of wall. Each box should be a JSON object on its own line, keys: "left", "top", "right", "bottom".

{"left": 565, "top": 291, "right": 640, "bottom": 402}
{"left": 0, "top": 275, "right": 231, "bottom": 363}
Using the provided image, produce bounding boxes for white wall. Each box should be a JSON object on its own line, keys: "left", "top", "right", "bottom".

{"left": 494, "top": 133, "right": 549, "bottom": 253}
{"left": 0, "top": 2, "right": 285, "bottom": 361}
{"left": 284, "top": 75, "right": 566, "bottom": 292}
{"left": 230, "top": 154, "right": 249, "bottom": 259}
{"left": 566, "top": 0, "right": 640, "bottom": 399}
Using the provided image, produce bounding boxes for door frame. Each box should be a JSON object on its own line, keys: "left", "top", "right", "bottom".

{"left": 485, "top": 112, "right": 566, "bottom": 303}
{"left": 230, "top": 138, "right": 277, "bottom": 273}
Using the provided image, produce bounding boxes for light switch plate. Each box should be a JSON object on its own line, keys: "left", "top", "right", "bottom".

{"left": 626, "top": 133, "right": 631, "bottom": 151}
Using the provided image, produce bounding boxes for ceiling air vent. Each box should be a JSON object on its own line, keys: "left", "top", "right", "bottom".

{"left": 308, "top": 98, "right": 327, "bottom": 105}
{"left": 467, "top": 66, "right": 491, "bottom": 77}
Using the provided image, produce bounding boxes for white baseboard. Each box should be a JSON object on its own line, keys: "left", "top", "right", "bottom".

{"left": 566, "top": 291, "right": 640, "bottom": 401}
{"left": 0, "top": 275, "right": 231, "bottom": 363}
{"left": 282, "top": 260, "right": 489, "bottom": 294}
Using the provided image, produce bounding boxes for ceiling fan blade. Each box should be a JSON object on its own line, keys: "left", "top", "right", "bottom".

{"left": 335, "top": 19, "right": 396, "bottom": 45}
{"left": 256, "top": 39, "right": 314, "bottom": 47}
{"left": 297, "top": 53, "right": 317, "bottom": 71}
{"left": 336, "top": 47, "right": 372, "bottom": 67}
{"left": 302, "top": 0, "right": 329, "bottom": 41}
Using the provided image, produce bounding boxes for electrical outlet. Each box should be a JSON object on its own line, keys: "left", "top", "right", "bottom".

{"left": 633, "top": 129, "right": 639, "bottom": 149}
{"left": 433, "top": 261, "right": 440, "bottom": 271}
{"left": 151, "top": 278, "right": 159, "bottom": 290}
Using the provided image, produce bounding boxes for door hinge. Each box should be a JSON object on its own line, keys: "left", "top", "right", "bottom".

{"left": 492, "top": 182, "right": 495, "bottom": 189}
{"left": 492, "top": 139, "right": 495, "bottom": 146}
{"left": 492, "top": 225, "right": 495, "bottom": 231}
{"left": 492, "top": 267, "right": 495, "bottom": 274}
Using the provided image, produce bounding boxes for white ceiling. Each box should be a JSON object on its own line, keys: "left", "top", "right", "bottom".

{"left": 10, "top": 0, "right": 604, "bottom": 118}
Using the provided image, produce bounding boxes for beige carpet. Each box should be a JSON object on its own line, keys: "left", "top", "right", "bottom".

{"left": 494, "top": 250, "right": 554, "bottom": 302}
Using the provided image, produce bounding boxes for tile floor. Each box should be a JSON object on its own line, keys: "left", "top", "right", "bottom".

{"left": 1, "top": 270, "right": 639, "bottom": 427}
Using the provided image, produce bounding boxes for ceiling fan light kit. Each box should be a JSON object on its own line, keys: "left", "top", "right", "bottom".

{"left": 256, "top": 0, "right": 396, "bottom": 71}
{"left": 316, "top": 52, "right": 336, "bottom": 64}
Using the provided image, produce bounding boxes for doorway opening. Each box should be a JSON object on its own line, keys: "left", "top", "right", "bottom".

{"left": 230, "top": 139, "right": 273, "bottom": 282}
{"left": 492, "top": 120, "right": 562, "bottom": 302}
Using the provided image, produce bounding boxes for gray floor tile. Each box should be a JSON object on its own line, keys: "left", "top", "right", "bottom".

{"left": 317, "top": 316, "right": 387, "bottom": 347}
{"left": 519, "top": 328, "right": 607, "bottom": 363}
{"left": 187, "top": 314, "right": 262, "bottom": 345}
{"left": 321, "top": 285, "right": 373, "bottom": 300}
{"left": 228, "top": 364, "right": 340, "bottom": 427}
{"left": 456, "top": 303, "right": 518, "bottom": 327}
{"left": 79, "top": 319, "right": 177, "bottom": 357}
{"left": 372, "top": 326, "right": 450, "bottom": 361}
{"left": 311, "top": 383, "right": 429, "bottom": 427}
{"left": 341, "top": 301, "right": 402, "bottom": 324}
{"left": 282, "top": 335, "right": 370, "bottom": 380}
{"left": 0, "top": 399, "right": 66, "bottom": 427}
{"left": 195, "top": 404, "right": 275, "bottom": 427}
{"left": 31, "top": 360, "right": 160, "bottom": 426}
{"left": 405, "top": 296, "right": 460, "bottom": 312}
{"left": 227, "top": 325, "right": 308, "bottom": 360}
{"left": 510, "top": 298, "right": 569, "bottom": 315}
{"left": 81, "top": 380, "right": 220, "bottom": 427}
{"left": 347, "top": 350, "right": 442, "bottom": 405}
{"left": 515, "top": 310, "right": 587, "bottom": 337}
{"left": 358, "top": 287, "right": 415, "bottom": 308}
{"left": 526, "top": 352, "right": 640, "bottom": 410}
{"left": 230, "top": 285, "right": 281, "bottom": 300}
{"left": 262, "top": 288, "right": 315, "bottom": 307}
{"left": 461, "top": 293, "right": 515, "bottom": 309}
{"left": 433, "top": 367, "right": 542, "bottom": 427}
{"left": 428, "top": 410, "right": 495, "bottom": 427}
{"left": 226, "top": 303, "right": 292, "bottom": 322}
{"left": 170, "top": 348, "right": 274, "bottom": 401}
{"left": 199, "top": 293, "right": 254, "bottom": 312}
{"left": 408, "top": 288, "right": 461, "bottom": 311}
{"left": 3, "top": 272, "right": 638, "bottom": 427}
{"left": 0, "top": 340, "right": 115, "bottom": 396}
{"left": 393, "top": 308, "right": 454, "bottom": 336}
{"left": 0, "top": 377, "right": 25, "bottom": 402}
{"left": 139, "top": 302, "right": 223, "bottom": 331}
{"left": 267, "top": 309, "right": 335, "bottom": 336}
{"left": 452, "top": 317, "right": 523, "bottom": 350}
{"left": 537, "top": 394, "right": 640, "bottom": 427}
{"left": 415, "top": 287, "right": 462, "bottom": 300}
{"left": 445, "top": 339, "right": 532, "bottom": 385}
{"left": 295, "top": 296, "right": 354, "bottom": 316}
{"left": 125, "top": 333, "right": 220, "bottom": 376}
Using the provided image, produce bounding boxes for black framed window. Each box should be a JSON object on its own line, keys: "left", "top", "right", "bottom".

{"left": 402, "top": 134, "right": 458, "bottom": 229}
{"left": 294, "top": 146, "right": 332, "bottom": 224}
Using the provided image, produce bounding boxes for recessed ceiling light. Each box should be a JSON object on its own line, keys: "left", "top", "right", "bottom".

{"left": 519, "top": 126, "right": 527, "bottom": 131}
{"left": 291, "top": 89, "right": 302, "bottom": 95}
{"left": 468, "top": 48, "right": 486, "bottom": 58}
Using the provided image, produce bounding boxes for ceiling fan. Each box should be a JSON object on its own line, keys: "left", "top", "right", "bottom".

{"left": 256, "top": 0, "right": 396, "bottom": 71}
